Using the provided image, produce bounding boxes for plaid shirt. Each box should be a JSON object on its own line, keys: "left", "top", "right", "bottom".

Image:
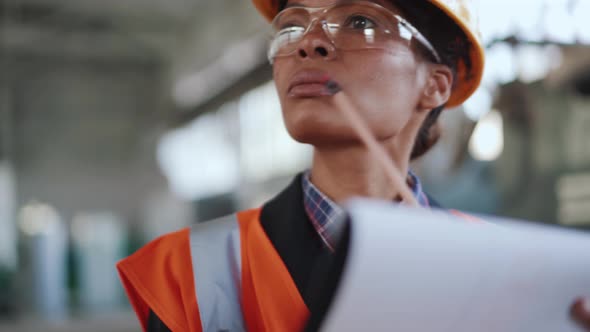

{"left": 302, "top": 170, "right": 430, "bottom": 251}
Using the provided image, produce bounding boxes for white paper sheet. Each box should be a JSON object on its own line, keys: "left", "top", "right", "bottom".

{"left": 320, "top": 200, "right": 590, "bottom": 332}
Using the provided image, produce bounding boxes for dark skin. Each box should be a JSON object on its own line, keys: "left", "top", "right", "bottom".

{"left": 273, "top": 0, "right": 590, "bottom": 329}
{"left": 572, "top": 299, "right": 590, "bottom": 330}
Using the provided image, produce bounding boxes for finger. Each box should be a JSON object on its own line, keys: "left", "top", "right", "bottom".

{"left": 570, "top": 298, "right": 590, "bottom": 329}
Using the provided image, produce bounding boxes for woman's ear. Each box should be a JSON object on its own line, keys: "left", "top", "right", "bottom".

{"left": 418, "top": 65, "right": 453, "bottom": 110}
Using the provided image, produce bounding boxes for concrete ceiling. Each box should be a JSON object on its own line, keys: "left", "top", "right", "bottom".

{"left": 1, "top": 0, "right": 267, "bottom": 66}
{"left": 1, "top": 0, "right": 271, "bottom": 119}
{"left": 3, "top": 0, "right": 202, "bottom": 22}
{"left": 1, "top": 0, "right": 186, "bottom": 62}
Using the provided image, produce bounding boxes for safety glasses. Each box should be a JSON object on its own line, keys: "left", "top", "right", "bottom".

{"left": 268, "top": 0, "right": 441, "bottom": 64}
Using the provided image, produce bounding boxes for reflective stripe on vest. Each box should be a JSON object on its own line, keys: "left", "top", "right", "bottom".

{"left": 189, "top": 214, "right": 245, "bottom": 332}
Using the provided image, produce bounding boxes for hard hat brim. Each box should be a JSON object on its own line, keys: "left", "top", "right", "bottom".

{"left": 424, "top": 0, "right": 485, "bottom": 107}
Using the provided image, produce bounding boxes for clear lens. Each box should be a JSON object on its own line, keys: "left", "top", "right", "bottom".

{"left": 268, "top": 2, "right": 440, "bottom": 64}
{"left": 325, "top": 3, "right": 401, "bottom": 48}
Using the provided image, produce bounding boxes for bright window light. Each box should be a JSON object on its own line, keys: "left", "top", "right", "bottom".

{"left": 239, "top": 81, "right": 312, "bottom": 182}
{"left": 469, "top": 110, "right": 504, "bottom": 162}
{"left": 462, "top": 87, "right": 493, "bottom": 121}
{"left": 157, "top": 108, "right": 239, "bottom": 199}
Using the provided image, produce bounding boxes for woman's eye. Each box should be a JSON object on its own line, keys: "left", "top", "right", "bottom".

{"left": 344, "top": 15, "right": 376, "bottom": 30}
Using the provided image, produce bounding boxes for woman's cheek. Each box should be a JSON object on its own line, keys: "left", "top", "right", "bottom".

{"left": 351, "top": 78, "right": 419, "bottom": 136}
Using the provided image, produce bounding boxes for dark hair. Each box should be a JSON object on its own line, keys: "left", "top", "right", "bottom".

{"left": 394, "top": 0, "right": 473, "bottom": 84}
{"left": 395, "top": 1, "right": 472, "bottom": 159}
{"left": 411, "top": 105, "right": 443, "bottom": 159}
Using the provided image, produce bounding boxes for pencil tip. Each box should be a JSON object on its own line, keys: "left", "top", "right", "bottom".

{"left": 326, "top": 80, "right": 341, "bottom": 94}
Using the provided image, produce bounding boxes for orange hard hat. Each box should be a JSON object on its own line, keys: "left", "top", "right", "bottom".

{"left": 252, "top": 0, "right": 485, "bottom": 108}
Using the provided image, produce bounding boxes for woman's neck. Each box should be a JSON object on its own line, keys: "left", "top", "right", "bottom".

{"left": 310, "top": 141, "right": 412, "bottom": 204}
{"left": 308, "top": 105, "right": 429, "bottom": 204}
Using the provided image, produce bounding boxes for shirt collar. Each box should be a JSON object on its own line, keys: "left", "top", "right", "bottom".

{"left": 302, "top": 170, "right": 430, "bottom": 251}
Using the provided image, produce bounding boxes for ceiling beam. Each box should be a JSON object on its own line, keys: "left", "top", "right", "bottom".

{"left": 1, "top": 20, "right": 173, "bottom": 62}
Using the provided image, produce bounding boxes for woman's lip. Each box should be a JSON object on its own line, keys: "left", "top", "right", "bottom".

{"left": 287, "top": 70, "right": 340, "bottom": 97}
{"left": 288, "top": 83, "right": 337, "bottom": 98}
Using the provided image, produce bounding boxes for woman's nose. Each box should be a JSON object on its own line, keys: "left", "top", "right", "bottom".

{"left": 296, "top": 23, "right": 337, "bottom": 60}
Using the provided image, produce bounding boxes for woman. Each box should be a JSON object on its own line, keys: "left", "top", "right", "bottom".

{"left": 117, "top": 0, "right": 590, "bottom": 331}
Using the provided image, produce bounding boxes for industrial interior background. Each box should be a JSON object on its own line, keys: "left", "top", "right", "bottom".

{"left": 1, "top": 0, "right": 590, "bottom": 330}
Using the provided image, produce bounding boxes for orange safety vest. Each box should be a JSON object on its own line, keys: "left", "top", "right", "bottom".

{"left": 118, "top": 191, "right": 481, "bottom": 332}
{"left": 117, "top": 208, "right": 309, "bottom": 332}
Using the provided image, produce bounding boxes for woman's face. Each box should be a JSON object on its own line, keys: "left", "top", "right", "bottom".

{"left": 273, "top": 0, "right": 435, "bottom": 146}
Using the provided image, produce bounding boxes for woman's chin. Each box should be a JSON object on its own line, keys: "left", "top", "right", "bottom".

{"left": 286, "top": 124, "right": 360, "bottom": 147}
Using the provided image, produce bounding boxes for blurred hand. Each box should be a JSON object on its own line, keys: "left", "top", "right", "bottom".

{"left": 571, "top": 298, "right": 590, "bottom": 330}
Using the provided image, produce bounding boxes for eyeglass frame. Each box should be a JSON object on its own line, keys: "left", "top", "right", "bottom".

{"left": 267, "top": 0, "right": 442, "bottom": 64}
